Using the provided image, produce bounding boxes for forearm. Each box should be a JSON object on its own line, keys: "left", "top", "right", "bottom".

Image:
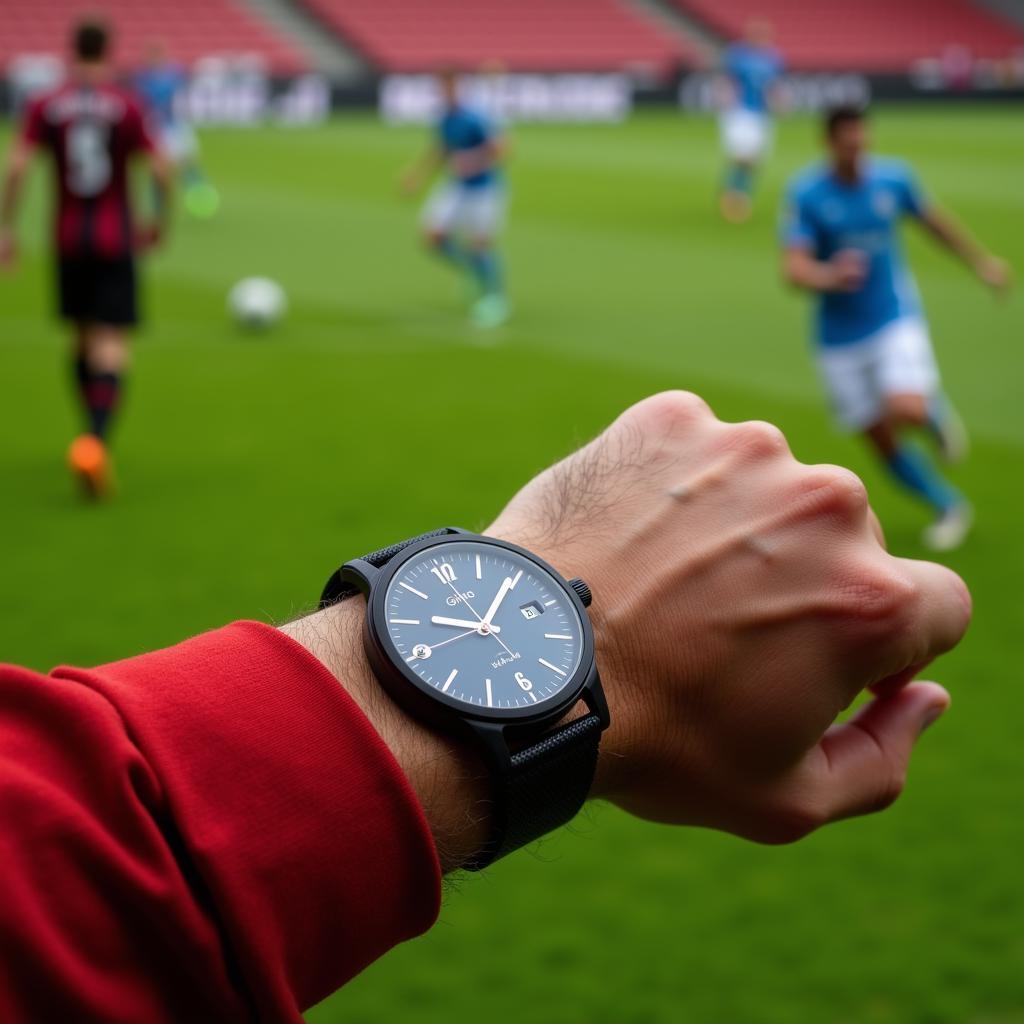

{"left": 405, "top": 147, "right": 443, "bottom": 186}
{"left": 784, "top": 251, "right": 838, "bottom": 292}
{"left": 921, "top": 207, "right": 988, "bottom": 267}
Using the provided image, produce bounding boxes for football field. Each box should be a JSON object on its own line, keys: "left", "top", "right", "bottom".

{"left": 1, "top": 106, "right": 1022, "bottom": 1023}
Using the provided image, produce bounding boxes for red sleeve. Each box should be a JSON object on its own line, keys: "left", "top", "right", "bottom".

{"left": 0, "top": 622, "right": 441, "bottom": 1023}
{"left": 20, "top": 97, "right": 47, "bottom": 147}
{"left": 122, "top": 95, "right": 155, "bottom": 153}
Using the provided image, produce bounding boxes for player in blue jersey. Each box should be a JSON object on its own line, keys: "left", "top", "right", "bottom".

{"left": 718, "top": 20, "right": 784, "bottom": 223}
{"left": 781, "top": 106, "right": 1010, "bottom": 551}
{"left": 401, "top": 67, "right": 509, "bottom": 329}
{"left": 136, "top": 40, "right": 219, "bottom": 219}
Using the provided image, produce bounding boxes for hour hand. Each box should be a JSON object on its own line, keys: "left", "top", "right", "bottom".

{"left": 431, "top": 615, "right": 501, "bottom": 633}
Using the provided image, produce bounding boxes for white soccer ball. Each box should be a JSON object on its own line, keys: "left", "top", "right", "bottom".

{"left": 229, "top": 277, "right": 287, "bottom": 330}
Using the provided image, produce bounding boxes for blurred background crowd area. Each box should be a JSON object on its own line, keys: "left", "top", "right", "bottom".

{"left": 3, "top": 0, "right": 1024, "bottom": 124}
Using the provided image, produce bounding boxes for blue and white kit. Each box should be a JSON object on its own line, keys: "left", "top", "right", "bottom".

{"left": 136, "top": 64, "right": 196, "bottom": 163}
{"left": 720, "top": 41, "right": 783, "bottom": 162}
{"left": 782, "top": 158, "right": 940, "bottom": 430}
{"left": 422, "top": 104, "right": 505, "bottom": 239}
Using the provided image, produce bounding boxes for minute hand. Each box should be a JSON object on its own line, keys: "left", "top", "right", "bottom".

{"left": 482, "top": 569, "right": 523, "bottom": 625}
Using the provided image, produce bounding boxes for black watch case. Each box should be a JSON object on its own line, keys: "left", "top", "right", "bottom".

{"left": 339, "top": 532, "right": 609, "bottom": 775}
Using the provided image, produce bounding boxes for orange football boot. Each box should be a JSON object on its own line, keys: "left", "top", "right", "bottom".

{"left": 67, "top": 434, "right": 113, "bottom": 499}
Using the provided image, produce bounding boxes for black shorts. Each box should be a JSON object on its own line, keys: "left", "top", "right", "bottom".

{"left": 57, "top": 257, "right": 138, "bottom": 327}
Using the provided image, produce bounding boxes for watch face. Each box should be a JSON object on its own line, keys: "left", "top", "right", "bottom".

{"left": 378, "top": 540, "right": 586, "bottom": 716}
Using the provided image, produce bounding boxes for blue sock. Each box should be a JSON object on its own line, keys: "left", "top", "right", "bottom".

{"left": 886, "top": 443, "right": 960, "bottom": 512}
{"left": 469, "top": 248, "right": 502, "bottom": 297}
{"left": 183, "top": 163, "right": 206, "bottom": 189}
{"left": 726, "top": 163, "right": 753, "bottom": 196}
{"left": 435, "top": 235, "right": 471, "bottom": 272}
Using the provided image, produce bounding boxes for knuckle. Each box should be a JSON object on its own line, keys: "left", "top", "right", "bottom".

{"left": 798, "top": 465, "right": 869, "bottom": 520}
{"left": 631, "top": 391, "right": 712, "bottom": 436}
{"left": 840, "top": 561, "right": 919, "bottom": 626}
{"left": 759, "top": 798, "right": 827, "bottom": 845}
{"left": 951, "top": 572, "right": 973, "bottom": 626}
{"left": 728, "top": 419, "right": 790, "bottom": 460}
{"left": 870, "top": 768, "right": 907, "bottom": 814}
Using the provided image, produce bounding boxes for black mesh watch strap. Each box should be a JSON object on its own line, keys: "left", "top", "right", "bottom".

{"left": 468, "top": 710, "right": 603, "bottom": 870}
{"left": 319, "top": 527, "right": 462, "bottom": 607}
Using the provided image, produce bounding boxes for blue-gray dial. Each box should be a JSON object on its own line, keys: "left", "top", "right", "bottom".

{"left": 383, "top": 541, "right": 584, "bottom": 712}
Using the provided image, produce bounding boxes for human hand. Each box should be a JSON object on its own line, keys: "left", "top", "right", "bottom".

{"left": 973, "top": 253, "right": 1011, "bottom": 294}
{"left": 135, "top": 221, "right": 164, "bottom": 252}
{"left": 449, "top": 147, "right": 489, "bottom": 179}
{"left": 488, "top": 392, "right": 971, "bottom": 844}
{"left": 399, "top": 168, "right": 422, "bottom": 197}
{"left": 827, "top": 248, "right": 868, "bottom": 292}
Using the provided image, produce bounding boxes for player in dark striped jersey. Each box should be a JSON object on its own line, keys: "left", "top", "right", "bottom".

{"left": 0, "top": 19, "right": 171, "bottom": 497}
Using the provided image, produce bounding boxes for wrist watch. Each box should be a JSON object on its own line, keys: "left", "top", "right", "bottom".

{"left": 320, "top": 527, "right": 610, "bottom": 869}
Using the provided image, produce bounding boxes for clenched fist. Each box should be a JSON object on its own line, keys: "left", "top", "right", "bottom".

{"left": 489, "top": 391, "right": 970, "bottom": 844}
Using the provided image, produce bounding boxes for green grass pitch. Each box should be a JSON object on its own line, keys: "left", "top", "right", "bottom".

{"left": 1, "top": 107, "right": 1022, "bottom": 1023}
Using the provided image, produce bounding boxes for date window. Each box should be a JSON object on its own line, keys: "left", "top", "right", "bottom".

{"left": 519, "top": 601, "right": 543, "bottom": 620}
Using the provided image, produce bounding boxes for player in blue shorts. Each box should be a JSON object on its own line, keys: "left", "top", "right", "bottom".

{"left": 781, "top": 106, "right": 1010, "bottom": 551}
{"left": 718, "top": 19, "right": 784, "bottom": 223}
{"left": 136, "top": 40, "right": 219, "bottom": 219}
{"left": 402, "top": 67, "right": 509, "bottom": 329}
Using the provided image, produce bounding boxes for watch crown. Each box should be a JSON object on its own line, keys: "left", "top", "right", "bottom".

{"left": 568, "top": 577, "right": 592, "bottom": 608}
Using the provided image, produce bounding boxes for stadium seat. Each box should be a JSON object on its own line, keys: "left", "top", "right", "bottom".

{"left": 671, "top": 0, "right": 1024, "bottom": 70}
{"left": 0, "top": 0, "right": 308, "bottom": 73}
{"left": 295, "top": 0, "right": 694, "bottom": 75}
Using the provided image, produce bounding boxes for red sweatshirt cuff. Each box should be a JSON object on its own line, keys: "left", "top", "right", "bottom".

{"left": 56, "top": 621, "right": 441, "bottom": 1015}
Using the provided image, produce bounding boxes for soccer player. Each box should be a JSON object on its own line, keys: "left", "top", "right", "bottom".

{"left": 718, "top": 19, "right": 784, "bottom": 223}
{"left": 0, "top": 19, "right": 171, "bottom": 497}
{"left": 136, "top": 39, "right": 219, "bottom": 219}
{"left": 781, "top": 106, "right": 1010, "bottom": 551}
{"left": 401, "top": 67, "right": 509, "bottom": 329}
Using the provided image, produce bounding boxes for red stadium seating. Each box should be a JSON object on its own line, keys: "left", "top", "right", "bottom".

{"left": 298, "top": 0, "right": 694, "bottom": 75}
{"left": 0, "top": 0, "right": 307, "bottom": 74}
{"left": 673, "top": 0, "right": 1024, "bottom": 70}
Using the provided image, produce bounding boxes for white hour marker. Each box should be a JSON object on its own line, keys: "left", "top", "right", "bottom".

{"left": 527, "top": 691, "right": 538, "bottom": 703}
{"left": 443, "top": 669, "right": 457, "bottom": 693}
{"left": 544, "top": 633, "right": 572, "bottom": 640}
{"left": 390, "top": 618, "right": 420, "bottom": 625}
{"left": 400, "top": 581, "right": 428, "bottom": 599}
{"left": 544, "top": 599, "right": 556, "bottom": 607}
{"left": 485, "top": 678, "right": 493, "bottom": 707}
{"left": 431, "top": 563, "right": 457, "bottom": 585}
{"left": 538, "top": 658, "right": 566, "bottom": 677}
{"left": 475, "top": 554, "right": 482, "bottom": 579}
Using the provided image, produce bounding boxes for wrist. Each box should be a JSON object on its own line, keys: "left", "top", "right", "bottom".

{"left": 483, "top": 521, "right": 638, "bottom": 806}
{"left": 279, "top": 600, "right": 491, "bottom": 872}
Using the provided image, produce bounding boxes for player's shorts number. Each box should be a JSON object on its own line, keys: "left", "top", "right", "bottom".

{"left": 67, "top": 120, "right": 112, "bottom": 198}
